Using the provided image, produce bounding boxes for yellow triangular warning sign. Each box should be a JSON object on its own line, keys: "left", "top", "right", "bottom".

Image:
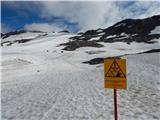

{"left": 105, "top": 60, "right": 125, "bottom": 78}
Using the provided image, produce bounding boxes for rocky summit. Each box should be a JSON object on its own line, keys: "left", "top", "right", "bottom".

{"left": 61, "top": 15, "right": 160, "bottom": 51}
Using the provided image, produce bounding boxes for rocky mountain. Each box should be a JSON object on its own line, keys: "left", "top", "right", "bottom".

{"left": 1, "top": 30, "right": 27, "bottom": 39}
{"left": 61, "top": 15, "right": 160, "bottom": 51}
{"left": 1, "top": 30, "right": 45, "bottom": 39}
{"left": 1, "top": 30, "right": 48, "bottom": 46}
{"left": 1, "top": 15, "right": 160, "bottom": 50}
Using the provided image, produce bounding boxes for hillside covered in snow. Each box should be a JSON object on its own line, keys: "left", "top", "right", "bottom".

{"left": 1, "top": 15, "right": 160, "bottom": 120}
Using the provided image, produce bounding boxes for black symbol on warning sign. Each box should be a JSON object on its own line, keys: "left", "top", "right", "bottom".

{"left": 105, "top": 60, "right": 125, "bottom": 78}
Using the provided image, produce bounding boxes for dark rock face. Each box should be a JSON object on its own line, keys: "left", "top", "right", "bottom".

{"left": 1, "top": 30, "right": 45, "bottom": 39}
{"left": 83, "top": 56, "right": 122, "bottom": 65}
{"left": 60, "top": 40, "right": 103, "bottom": 51}
{"left": 1, "top": 31, "right": 48, "bottom": 46}
{"left": 140, "top": 49, "right": 160, "bottom": 54}
{"left": 1, "top": 30, "right": 27, "bottom": 39}
{"left": 1, "top": 38, "right": 32, "bottom": 46}
{"left": 83, "top": 58, "right": 104, "bottom": 65}
{"left": 14, "top": 39, "right": 32, "bottom": 43}
{"left": 60, "top": 15, "right": 160, "bottom": 51}
{"left": 59, "top": 30, "right": 70, "bottom": 33}
{"left": 104, "top": 15, "right": 160, "bottom": 36}
{"left": 83, "top": 49, "right": 160, "bottom": 65}
{"left": 101, "top": 15, "right": 160, "bottom": 43}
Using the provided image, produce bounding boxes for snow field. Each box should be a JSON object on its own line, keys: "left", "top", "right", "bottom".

{"left": 1, "top": 32, "right": 160, "bottom": 120}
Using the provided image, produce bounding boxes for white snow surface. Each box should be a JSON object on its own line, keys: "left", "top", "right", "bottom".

{"left": 106, "top": 35, "right": 117, "bottom": 39}
{"left": 89, "top": 37, "right": 100, "bottom": 41}
{"left": 114, "top": 23, "right": 126, "bottom": 27}
{"left": 150, "top": 26, "right": 160, "bottom": 34}
{"left": 1, "top": 32, "right": 160, "bottom": 120}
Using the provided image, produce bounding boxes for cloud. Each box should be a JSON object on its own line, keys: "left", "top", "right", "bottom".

{"left": 24, "top": 23, "right": 64, "bottom": 32}
{"left": 1, "top": 24, "right": 11, "bottom": 33}
{"left": 119, "top": 1, "right": 160, "bottom": 18}
{"left": 39, "top": 2, "right": 115, "bottom": 30}
{"left": 3, "top": 1, "right": 160, "bottom": 32}
{"left": 37, "top": 1, "right": 160, "bottom": 31}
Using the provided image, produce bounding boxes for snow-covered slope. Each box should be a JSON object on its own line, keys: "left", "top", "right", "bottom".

{"left": 1, "top": 30, "right": 160, "bottom": 120}
{"left": 1, "top": 15, "right": 160, "bottom": 120}
{"left": 62, "top": 15, "right": 160, "bottom": 51}
{"left": 2, "top": 32, "right": 45, "bottom": 42}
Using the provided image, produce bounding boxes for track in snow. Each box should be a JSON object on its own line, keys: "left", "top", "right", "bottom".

{"left": 1, "top": 48, "right": 160, "bottom": 120}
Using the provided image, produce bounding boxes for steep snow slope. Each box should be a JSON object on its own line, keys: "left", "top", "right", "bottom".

{"left": 2, "top": 32, "right": 45, "bottom": 42}
{"left": 1, "top": 31, "right": 160, "bottom": 120}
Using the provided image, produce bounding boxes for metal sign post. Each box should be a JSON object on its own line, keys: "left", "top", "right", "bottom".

{"left": 104, "top": 58, "right": 127, "bottom": 120}
{"left": 114, "top": 89, "right": 118, "bottom": 120}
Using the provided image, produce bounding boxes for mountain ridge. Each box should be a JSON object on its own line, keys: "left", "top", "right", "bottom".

{"left": 1, "top": 15, "right": 160, "bottom": 50}
{"left": 64, "top": 15, "right": 160, "bottom": 51}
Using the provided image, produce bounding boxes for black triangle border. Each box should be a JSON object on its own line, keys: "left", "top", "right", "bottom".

{"left": 105, "top": 59, "right": 126, "bottom": 78}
